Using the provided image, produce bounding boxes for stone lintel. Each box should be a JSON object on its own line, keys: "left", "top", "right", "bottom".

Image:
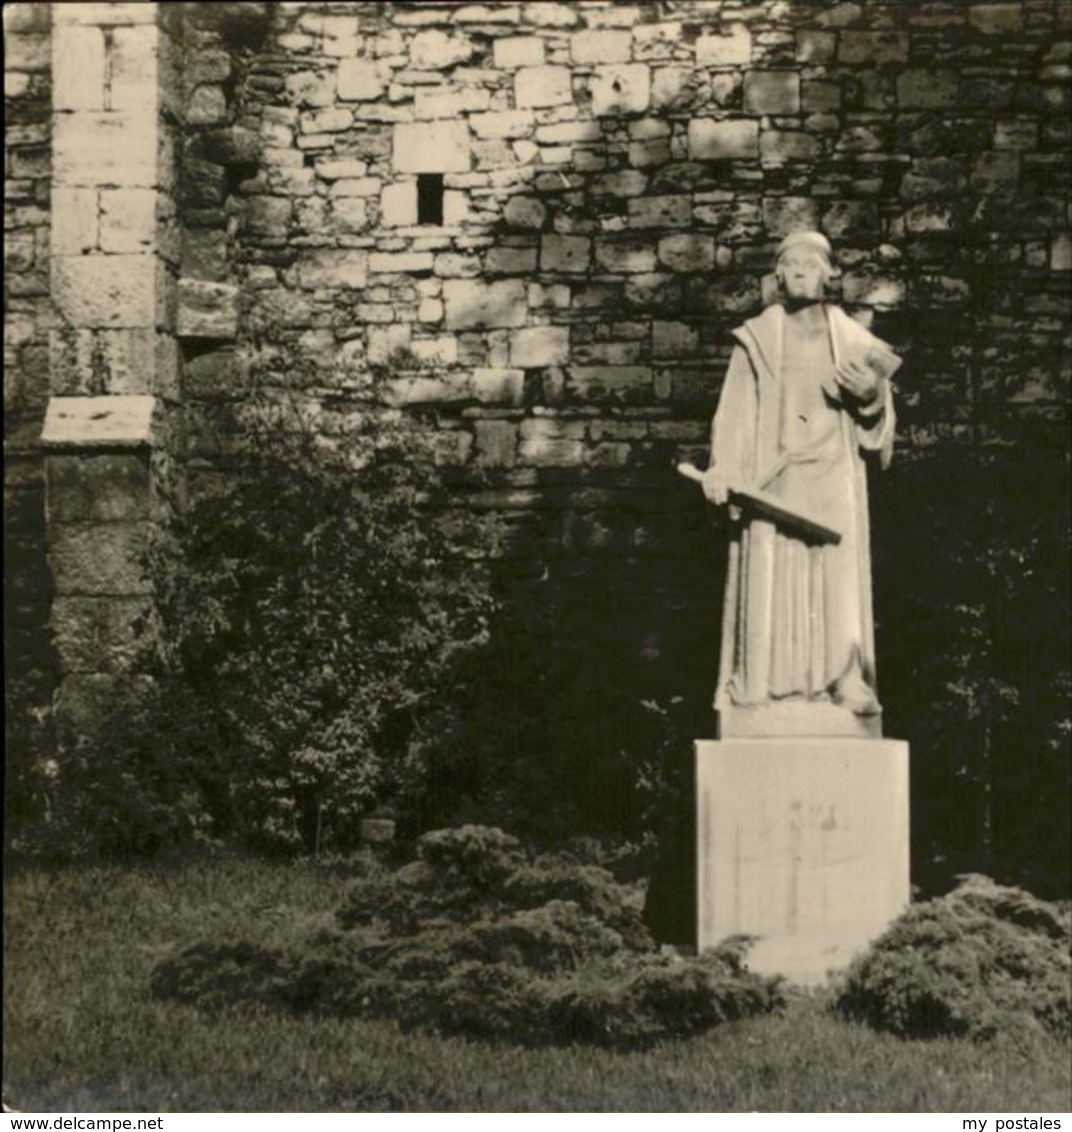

{"left": 42, "top": 395, "right": 157, "bottom": 449}
{"left": 695, "top": 737, "right": 910, "bottom": 986}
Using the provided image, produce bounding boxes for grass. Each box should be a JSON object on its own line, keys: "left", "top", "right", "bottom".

{"left": 4, "top": 855, "right": 1070, "bottom": 1113}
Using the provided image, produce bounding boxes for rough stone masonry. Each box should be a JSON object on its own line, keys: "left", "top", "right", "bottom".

{"left": 3, "top": 2, "right": 1070, "bottom": 794}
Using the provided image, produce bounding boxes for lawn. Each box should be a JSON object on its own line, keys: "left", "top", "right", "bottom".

{"left": 4, "top": 856, "right": 1070, "bottom": 1113}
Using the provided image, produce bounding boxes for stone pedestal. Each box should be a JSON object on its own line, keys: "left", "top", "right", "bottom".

{"left": 696, "top": 737, "right": 909, "bottom": 986}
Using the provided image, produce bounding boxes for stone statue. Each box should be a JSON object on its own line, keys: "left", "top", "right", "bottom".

{"left": 682, "top": 231, "right": 901, "bottom": 739}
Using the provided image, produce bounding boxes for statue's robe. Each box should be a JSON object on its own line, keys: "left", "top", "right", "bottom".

{"left": 710, "top": 302, "right": 898, "bottom": 737}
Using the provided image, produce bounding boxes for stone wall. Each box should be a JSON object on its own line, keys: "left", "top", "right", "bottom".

{"left": 3, "top": 0, "right": 1070, "bottom": 879}
{"left": 4, "top": 2, "right": 54, "bottom": 710}
{"left": 201, "top": 0, "right": 1069, "bottom": 873}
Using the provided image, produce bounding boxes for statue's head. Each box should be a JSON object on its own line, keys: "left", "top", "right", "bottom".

{"left": 774, "top": 230, "right": 833, "bottom": 304}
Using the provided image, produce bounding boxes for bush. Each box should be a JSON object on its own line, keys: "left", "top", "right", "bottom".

{"left": 834, "top": 875, "right": 1071, "bottom": 1042}
{"left": 152, "top": 824, "right": 786, "bottom": 1049}
{"left": 156, "top": 401, "right": 497, "bottom": 854}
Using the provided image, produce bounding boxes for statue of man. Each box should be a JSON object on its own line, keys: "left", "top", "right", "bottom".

{"left": 701, "top": 231, "right": 901, "bottom": 738}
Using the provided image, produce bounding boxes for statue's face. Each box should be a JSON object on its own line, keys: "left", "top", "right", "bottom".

{"left": 777, "top": 251, "right": 829, "bottom": 302}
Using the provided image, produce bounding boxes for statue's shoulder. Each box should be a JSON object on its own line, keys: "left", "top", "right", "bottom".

{"left": 733, "top": 303, "right": 782, "bottom": 347}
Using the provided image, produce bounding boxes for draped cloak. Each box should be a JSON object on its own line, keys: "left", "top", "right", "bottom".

{"left": 710, "top": 303, "right": 899, "bottom": 738}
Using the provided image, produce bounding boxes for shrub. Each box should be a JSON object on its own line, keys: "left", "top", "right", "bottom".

{"left": 156, "top": 400, "right": 497, "bottom": 854}
{"left": 834, "top": 875, "right": 1071, "bottom": 1042}
{"left": 153, "top": 824, "right": 786, "bottom": 1049}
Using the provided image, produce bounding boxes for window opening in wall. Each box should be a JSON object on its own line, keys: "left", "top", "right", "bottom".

{"left": 417, "top": 173, "right": 444, "bottom": 225}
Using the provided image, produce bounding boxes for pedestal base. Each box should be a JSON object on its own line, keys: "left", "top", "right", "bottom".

{"left": 695, "top": 737, "right": 909, "bottom": 986}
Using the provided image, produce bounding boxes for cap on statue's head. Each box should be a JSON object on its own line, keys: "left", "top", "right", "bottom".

{"left": 776, "top": 230, "right": 833, "bottom": 264}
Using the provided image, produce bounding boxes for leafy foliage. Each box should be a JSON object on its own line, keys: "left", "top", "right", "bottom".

{"left": 834, "top": 875, "right": 1072, "bottom": 1042}
{"left": 154, "top": 401, "right": 498, "bottom": 854}
{"left": 152, "top": 825, "right": 786, "bottom": 1049}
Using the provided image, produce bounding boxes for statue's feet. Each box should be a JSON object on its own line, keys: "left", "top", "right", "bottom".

{"left": 831, "top": 655, "right": 881, "bottom": 716}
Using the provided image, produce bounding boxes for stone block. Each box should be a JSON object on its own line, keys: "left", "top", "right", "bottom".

{"left": 762, "top": 196, "right": 819, "bottom": 236}
{"left": 968, "top": 3, "right": 1021, "bottom": 34}
{"left": 49, "top": 521, "right": 153, "bottom": 595}
{"left": 471, "top": 110, "right": 536, "bottom": 139}
{"left": 568, "top": 365, "right": 651, "bottom": 402}
{"left": 367, "top": 324, "right": 412, "bottom": 367}
{"left": 299, "top": 107, "right": 352, "bottom": 135}
{"left": 51, "top": 595, "right": 155, "bottom": 674}
{"left": 590, "top": 64, "right": 650, "bottom": 117}
{"left": 518, "top": 436, "right": 583, "bottom": 466}
{"left": 177, "top": 280, "right": 239, "bottom": 340}
{"left": 652, "top": 320, "right": 698, "bottom": 357}
{"left": 628, "top": 194, "right": 691, "bottom": 228}
{"left": 695, "top": 25, "right": 752, "bottom": 67}
{"left": 633, "top": 22, "right": 682, "bottom": 61}
{"left": 296, "top": 248, "right": 369, "bottom": 289}
{"left": 570, "top": 29, "right": 631, "bottom": 64}
{"left": 369, "top": 252, "right": 435, "bottom": 274}
{"left": 744, "top": 71, "right": 800, "bottom": 115}
{"left": 443, "top": 278, "right": 527, "bottom": 329}
{"left": 486, "top": 246, "right": 539, "bottom": 275}
{"left": 110, "top": 24, "right": 160, "bottom": 111}
{"left": 53, "top": 111, "right": 160, "bottom": 188}
{"left": 841, "top": 271, "right": 905, "bottom": 307}
{"left": 333, "top": 197, "right": 369, "bottom": 234}
{"left": 46, "top": 453, "right": 152, "bottom": 522}
{"left": 410, "top": 336, "right": 459, "bottom": 366}
{"left": 522, "top": 2, "right": 577, "bottom": 26}
{"left": 187, "top": 85, "right": 228, "bottom": 126}
{"left": 379, "top": 373, "right": 458, "bottom": 407}
{"left": 5, "top": 30, "right": 49, "bottom": 70}
{"left": 246, "top": 194, "right": 293, "bottom": 237}
{"left": 510, "top": 325, "right": 569, "bottom": 367}
{"left": 418, "top": 298, "right": 444, "bottom": 323}
{"left": 49, "top": 329, "right": 174, "bottom": 397}
{"left": 51, "top": 188, "right": 99, "bottom": 255}
{"left": 181, "top": 226, "right": 227, "bottom": 283}
{"left": 688, "top": 118, "right": 759, "bottom": 161}
{"left": 838, "top": 31, "right": 909, "bottom": 64}
{"left": 42, "top": 395, "right": 156, "bottom": 450}
{"left": 52, "top": 255, "right": 158, "bottom": 329}
{"left": 393, "top": 121, "right": 471, "bottom": 173}
{"left": 901, "top": 157, "right": 967, "bottom": 200}
{"left": 820, "top": 199, "right": 880, "bottom": 239}
{"left": 590, "top": 239, "right": 653, "bottom": 274}
{"left": 761, "top": 129, "right": 820, "bottom": 164}
{"left": 471, "top": 367, "right": 525, "bottom": 405}
{"left": 795, "top": 29, "right": 836, "bottom": 63}
{"left": 99, "top": 189, "right": 157, "bottom": 253}
{"left": 540, "top": 234, "right": 590, "bottom": 273}
{"left": 415, "top": 87, "right": 491, "bottom": 119}
{"left": 1052, "top": 233, "right": 1072, "bottom": 272}
{"left": 183, "top": 347, "right": 238, "bottom": 400}
{"left": 410, "top": 29, "right": 475, "bottom": 69}
{"left": 53, "top": 3, "right": 158, "bottom": 26}
{"left": 494, "top": 35, "right": 544, "bottom": 69}
{"left": 515, "top": 65, "right": 572, "bottom": 108}
{"left": 897, "top": 69, "right": 958, "bottom": 109}
{"left": 592, "top": 169, "right": 647, "bottom": 198}
{"left": 52, "top": 25, "right": 107, "bottom": 110}
{"left": 286, "top": 69, "right": 336, "bottom": 108}
{"left": 380, "top": 182, "right": 418, "bottom": 227}
{"left": 657, "top": 234, "right": 715, "bottom": 272}
{"left": 474, "top": 419, "right": 518, "bottom": 467}
{"left": 695, "top": 738, "right": 909, "bottom": 986}
{"left": 337, "top": 58, "right": 389, "bottom": 101}
{"left": 202, "top": 127, "right": 260, "bottom": 167}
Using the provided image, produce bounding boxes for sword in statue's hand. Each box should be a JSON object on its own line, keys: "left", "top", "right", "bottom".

{"left": 675, "top": 461, "right": 841, "bottom": 546}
